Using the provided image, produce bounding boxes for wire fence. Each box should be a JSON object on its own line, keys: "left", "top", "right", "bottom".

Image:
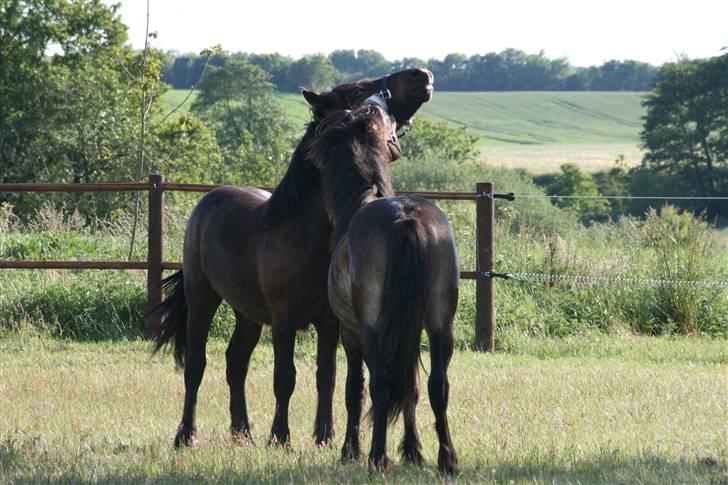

{"left": 503, "top": 272, "right": 728, "bottom": 289}
{"left": 512, "top": 194, "right": 728, "bottom": 200}
{"left": 483, "top": 191, "right": 728, "bottom": 291}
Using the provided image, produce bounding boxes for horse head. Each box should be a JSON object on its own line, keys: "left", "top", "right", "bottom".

{"left": 302, "top": 68, "right": 433, "bottom": 130}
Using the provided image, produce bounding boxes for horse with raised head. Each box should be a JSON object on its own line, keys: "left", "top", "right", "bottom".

{"left": 151, "top": 68, "right": 435, "bottom": 449}
{"left": 306, "top": 71, "right": 460, "bottom": 474}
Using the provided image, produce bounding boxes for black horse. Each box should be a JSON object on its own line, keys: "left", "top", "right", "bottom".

{"left": 306, "top": 73, "right": 460, "bottom": 474}
{"left": 151, "top": 68, "right": 435, "bottom": 448}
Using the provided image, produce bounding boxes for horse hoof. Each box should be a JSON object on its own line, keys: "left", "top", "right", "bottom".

{"left": 314, "top": 430, "right": 334, "bottom": 448}
{"left": 315, "top": 435, "right": 334, "bottom": 449}
{"left": 438, "top": 449, "right": 459, "bottom": 476}
{"left": 231, "top": 430, "right": 255, "bottom": 447}
{"left": 173, "top": 426, "right": 197, "bottom": 449}
{"left": 341, "top": 443, "right": 361, "bottom": 463}
{"left": 368, "top": 455, "right": 394, "bottom": 473}
{"left": 267, "top": 434, "right": 292, "bottom": 451}
{"left": 403, "top": 447, "right": 424, "bottom": 467}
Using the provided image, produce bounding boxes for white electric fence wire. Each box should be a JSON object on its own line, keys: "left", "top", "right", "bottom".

{"left": 513, "top": 194, "right": 728, "bottom": 200}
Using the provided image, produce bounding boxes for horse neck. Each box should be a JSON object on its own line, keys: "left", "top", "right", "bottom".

{"left": 324, "top": 145, "right": 394, "bottom": 243}
{"left": 264, "top": 123, "right": 327, "bottom": 225}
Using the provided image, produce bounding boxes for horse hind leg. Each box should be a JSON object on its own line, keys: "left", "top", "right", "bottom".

{"left": 427, "top": 327, "right": 459, "bottom": 475}
{"left": 400, "top": 389, "right": 423, "bottom": 466}
{"left": 226, "top": 311, "right": 262, "bottom": 444}
{"left": 340, "top": 329, "right": 364, "bottom": 462}
{"left": 365, "top": 329, "right": 393, "bottom": 472}
{"left": 174, "top": 291, "right": 221, "bottom": 448}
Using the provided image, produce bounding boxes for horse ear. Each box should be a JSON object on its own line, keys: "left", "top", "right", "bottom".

{"left": 302, "top": 89, "right": 322, "bottom": 107}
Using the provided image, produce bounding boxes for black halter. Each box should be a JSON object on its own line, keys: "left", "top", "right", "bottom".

{"left": 367, "top": 76, "right": 413, "bottom": 138}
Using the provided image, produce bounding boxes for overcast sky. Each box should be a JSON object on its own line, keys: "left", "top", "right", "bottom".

{"left": 107, "top": 0, "right": 727, "bottom": 66}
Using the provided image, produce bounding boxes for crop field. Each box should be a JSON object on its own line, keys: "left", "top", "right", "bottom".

{"left": 162, "top": 89, "right": 646, "bottom": 173}
{"left": 0, "top": 335, "right": 725, "bottom": 483}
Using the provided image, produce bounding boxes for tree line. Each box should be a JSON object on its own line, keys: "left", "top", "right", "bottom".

{"left": 2, "top": 0, "right": 725, "bottom": 222}
{"left": 163, "top": 49, "right": 658, "bottom": 92}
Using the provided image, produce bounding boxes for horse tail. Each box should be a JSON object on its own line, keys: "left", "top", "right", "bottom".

{"left": 376, "top": 217, "right": 429, "bottom": 424}
{"left": 150, "top": 270, "right": 188, "bottom": 368}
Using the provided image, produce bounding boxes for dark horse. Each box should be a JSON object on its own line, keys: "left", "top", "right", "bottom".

{"left": 306, "top": 76, "right": 460, "bottom": 474}
{"left": 151, "top": 68, "right": 435, "bottom": 448}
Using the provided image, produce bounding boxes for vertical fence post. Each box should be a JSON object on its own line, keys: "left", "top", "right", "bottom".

{"left": 475, "top": 182, "right": 495, "bottom": 352}
{"left": 146, "top": 173, "right": 164, "bottom": 337}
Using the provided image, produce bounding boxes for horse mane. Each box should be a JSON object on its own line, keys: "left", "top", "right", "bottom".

{"left": 264, "top": 122, "right": 322, "bottom": 222}
{"left": 305, "top": 104, "right": 395, "bottom": 243}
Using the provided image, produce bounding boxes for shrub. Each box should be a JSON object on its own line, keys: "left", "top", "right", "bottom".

{"left": 634, "top": 206, "right": 724, "bottom": 334}
{"left": 545, "top": 164, "right": 610, "bottom": 223}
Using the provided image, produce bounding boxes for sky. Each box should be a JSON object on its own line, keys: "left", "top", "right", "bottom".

{"left": 107, "top": 0, "right": 727, "bottom": 66}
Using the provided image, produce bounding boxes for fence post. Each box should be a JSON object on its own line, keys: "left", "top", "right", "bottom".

{"left": 475, "top": 182, "right": 495, "bottom": 352}
{"left": 146, "top": 174, "right": 164, "bottom": 337}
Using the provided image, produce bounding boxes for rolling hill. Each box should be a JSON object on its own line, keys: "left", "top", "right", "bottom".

{"left": 162, "top": 89, "right": 647, "bottom": 173}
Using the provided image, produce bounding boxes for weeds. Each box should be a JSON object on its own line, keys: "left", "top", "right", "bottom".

{"left": 0, "top": 199, "right": 726, "bottom": 343}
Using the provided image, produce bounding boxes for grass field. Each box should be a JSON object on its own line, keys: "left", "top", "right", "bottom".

{"left": 161, "top": 89, "right": 646, "bottom": 173}
{"left": 0, "top": 335, "right": 725, "bottom": 483}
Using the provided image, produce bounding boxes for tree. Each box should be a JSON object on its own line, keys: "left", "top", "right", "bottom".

{"left": 285, "top": 54, "right": 337, "bottom": 92}
{"left": 400, "top": 118, "right": 479, "bottom": 163}
{"left": 191, "top": 59, "right": 294, "bottom": 185}
{"left": 330, "top": 49, "right": 391, "bottom": 82}
{"left": 0, "top": 0, "right": 129, "bottom": 184}
{"left": 638, "top": 54, "right": 728, "bottom": 217}
{"left": 0, "top": 0, "right": 228, "bottom": 218}
{"left": 547, "top": 164, "right": 610, "bottom": 222}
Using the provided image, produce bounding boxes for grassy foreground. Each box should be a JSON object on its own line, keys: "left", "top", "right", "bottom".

{"left": 0, "top": 335, "right": 725, "bottom": 483}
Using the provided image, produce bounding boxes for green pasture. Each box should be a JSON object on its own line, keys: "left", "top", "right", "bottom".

{"left": 0, "top": 335, "right": 725, "bottom": 483}
{"left": 161, "top": 90, "right": 646, "bottom": 145}
{"left": 162, "top": 89, "right": 646, "bottom": 173}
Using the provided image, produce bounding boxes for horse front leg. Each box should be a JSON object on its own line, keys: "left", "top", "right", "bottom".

{"left": 313, "top": 316, "right": 339, "bottom": 446}
{"left": 427, "top": 328, "right": 459, "bottom": 475}
{"left": 226, "top": 311, "right": 262, "bottom": 444}
{"left": 269, "top": 323, "right": 297, "bottom": 447}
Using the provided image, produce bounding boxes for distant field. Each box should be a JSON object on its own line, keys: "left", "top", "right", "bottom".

{"left": 162, "top": 90, "right": 646, "bottom": 173}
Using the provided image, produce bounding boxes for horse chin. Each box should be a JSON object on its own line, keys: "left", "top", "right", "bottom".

{"left": 425, "top": 85, "right": 434, "bottom": 102}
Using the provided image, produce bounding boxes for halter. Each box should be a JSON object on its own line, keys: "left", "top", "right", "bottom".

{"left": 365, "top": 90, "right": 403, "bottom": 161}
{"left": 365, "top": 76, "right": 413, "bottom": 139}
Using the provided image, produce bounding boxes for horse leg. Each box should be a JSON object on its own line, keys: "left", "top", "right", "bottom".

{"left": 174, "top": 296, "right": 220, "bottom": 448}
{"left": 340, "top": 330, "right": 364, "bottom": 462}
{"left": 366, "top": 330, "right": 392, "bottom": 471}
{"left": 269, "top": 323, "right": 297, "bottom": 447}
{"left": 313, "top": 316, "right": 339, "bottom": 446}
{"left": 226, "top": 311, "right": 262, "bottom": 444}
{"left": 400, "top": 390, "right": 423, "bottom": 466}
{"left": 427, "top": 328, "right": 459, "bottom": 475}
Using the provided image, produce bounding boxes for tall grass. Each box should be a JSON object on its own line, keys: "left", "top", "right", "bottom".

{"left": 1, "top": 193, "right": 726, "bottom": 344}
